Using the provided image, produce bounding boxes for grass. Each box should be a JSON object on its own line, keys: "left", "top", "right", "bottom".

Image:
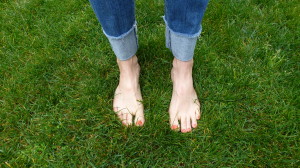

{"left": 0, "top": 0, "right": 299, "bottom": 167}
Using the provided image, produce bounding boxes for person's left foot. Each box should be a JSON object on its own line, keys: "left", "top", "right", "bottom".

{"left": 168, "top": 58, "right": 201, "bottom": 133}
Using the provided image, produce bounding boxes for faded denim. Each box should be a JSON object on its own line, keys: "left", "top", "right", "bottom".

{"left": 89, "top": 0, "right": 209, "bottom": 61}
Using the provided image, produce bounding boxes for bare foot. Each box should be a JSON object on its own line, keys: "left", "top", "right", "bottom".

{"left": 169, "top": 58, "right": 201, "bottom": 133}
{"left": 113, "top": 55, "right": 145, "bottom": 126}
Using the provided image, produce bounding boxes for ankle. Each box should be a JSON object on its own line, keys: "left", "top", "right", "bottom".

{"left": 117, "top": 55, "right": 138, "bottom": 69}
{"left": 172, "top": 58, "right": 193, "bottom": 69}
{"left": 171, "top": 58, "right": 195, "bottom": 91}
{"left": 117, "top": 55, "right": 139, "bottom": 73}
{"left": 172, "top": 58, "right": 193, "bottom": 79}
{"left": 172, "top": 58, "right": 193, "bottom": 77}
{"left": 117, "top": 55, "right": 140, "bottom": 90}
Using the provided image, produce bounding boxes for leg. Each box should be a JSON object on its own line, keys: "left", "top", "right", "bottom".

{"left": 164, "top": 0, "right": 209, "bottom": 132}
{"left": 89, "top": 0, "right": 144, "bottom": 126}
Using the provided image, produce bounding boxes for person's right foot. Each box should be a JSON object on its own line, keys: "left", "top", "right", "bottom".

{"left": 113, "top": 55, "right": 145, "bottom": 126}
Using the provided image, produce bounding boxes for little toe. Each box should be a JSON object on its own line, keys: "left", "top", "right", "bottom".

{"left": 196, "top": 109, "right": 201, "bottom": 120}
{"left": 195, "top": 100, "right": 201, "bottom": 120}
{"left": 191, "top": 117, "right": 197, "bottom": 128}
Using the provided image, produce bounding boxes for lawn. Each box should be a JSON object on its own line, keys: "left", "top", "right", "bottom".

{"left": 1, "top": 0, "right": 299, "bottom": 167}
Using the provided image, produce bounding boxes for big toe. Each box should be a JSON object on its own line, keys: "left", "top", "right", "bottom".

{"left": 134, "top": 110, "right": 145, "bottom": 126}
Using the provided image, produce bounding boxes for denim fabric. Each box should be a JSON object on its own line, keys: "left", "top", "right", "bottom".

{"left": 106, "top": 23, "right": 138, "bottom": 61}
{"left": 164, "top": 17, "right": 199, "bottom": 61}
{"left": 89, "top": 0, "right": 209, "bottom": 61}
{"left": 164, "top": 0, "right": 209, "bottom": 36}
{"left": 89, "top": 0, "right": 135, "bottom": 37}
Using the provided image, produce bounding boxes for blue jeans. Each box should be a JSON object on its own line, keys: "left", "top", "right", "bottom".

{"left": 89, "top": 0, "right": 209, "bottom": 61}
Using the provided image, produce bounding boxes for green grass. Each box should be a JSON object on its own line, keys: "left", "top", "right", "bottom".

{"left": 1, "top": 0, "right": 299, "bottom": 167}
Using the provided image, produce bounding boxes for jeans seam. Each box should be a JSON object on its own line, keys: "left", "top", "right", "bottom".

{"left": 134, "top": 23, "right": 138, "bottom": 49}
{"left": 169, "top": 28, "right": 172, "bottom": 51}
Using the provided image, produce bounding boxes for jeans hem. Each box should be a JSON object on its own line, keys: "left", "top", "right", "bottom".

{"left": 162, "top": 16, "right": 202, "bottom": 38}
{"left": 163, "top": 16, "right": 199, "bottom": 62}
{"left": 103, "top": 22, "right": 138, "bottom": 61}
{"left": 102, "top": 21, "right": 137, "bottom": 39}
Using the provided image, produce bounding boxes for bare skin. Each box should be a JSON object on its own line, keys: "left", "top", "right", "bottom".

{"left": 112, "top": 56, "right": 200, "bottom": 132}
{"left": 169, "top": 58, "right": 201, "bottom": 133}
{"left": 113, "top": 55, "right": 145, "bottom": 126}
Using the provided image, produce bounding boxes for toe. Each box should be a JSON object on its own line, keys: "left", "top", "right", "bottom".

{"left": 134, "top": 108, "right": 145, "bottom": 126}
{"left": 125, "top": 113, "right": 133, "bottom": 126}
{"left": 171, "top": 125, "right": 179, "bottom": 130}
{"left": 134, "top": 117, "right": 144, "bottom": 126}
{"left": 169, "top": 111, "right": 180, "bottom": 131}
{"left": 135, "top": 115, "right": 144, "bottom": 126}
{"left": 195, "top": 100, "right": 201, "bottom": 120}
{"left": 196, "top": 109, "right": 201, "bottom": 120}
{"left": 186, "top": 117, "right": 192, "bottom": 132}
{"left": 191, "top": 116, "right": 197, "bottom": 128}
{"left": 192, "top": 119, "right": 198, "bottom": 128}
{"left": 121, "top": 113, "right": 127, "bottom": 125}
{"left": 136, "top": 120, "right": 144, "bottom": 126}
{"left": 180, "top": 116, "right": 188, "bottom": 133}
{"left": 114, "top": 107, "right": 123, "bottom": 121}
{"left": 121, "top": 113, "right": 131, "bottom": 126}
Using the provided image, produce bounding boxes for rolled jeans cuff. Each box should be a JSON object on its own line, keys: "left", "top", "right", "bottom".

{"left": 102, "top": 22, "right": 138, "bottom": 61}
{"left": 163, "top": 16, "right": 202, "bottom": 62}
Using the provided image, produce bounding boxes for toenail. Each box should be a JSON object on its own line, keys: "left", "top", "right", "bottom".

{"left": 171, "top": 125, "right": 178, "bottom": 130}
{"left": 181, "top": 129, "right": 186, "bottom": 133}
{"left": 192, "top": 124, "right": 197, "bottom": 128}
{"left": 136, "top": 120, "right": 143, "bottom": 126}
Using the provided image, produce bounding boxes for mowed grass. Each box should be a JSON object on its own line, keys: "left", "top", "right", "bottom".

{"left": 0, "top": 0, "right": 299, "bottom": 167}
